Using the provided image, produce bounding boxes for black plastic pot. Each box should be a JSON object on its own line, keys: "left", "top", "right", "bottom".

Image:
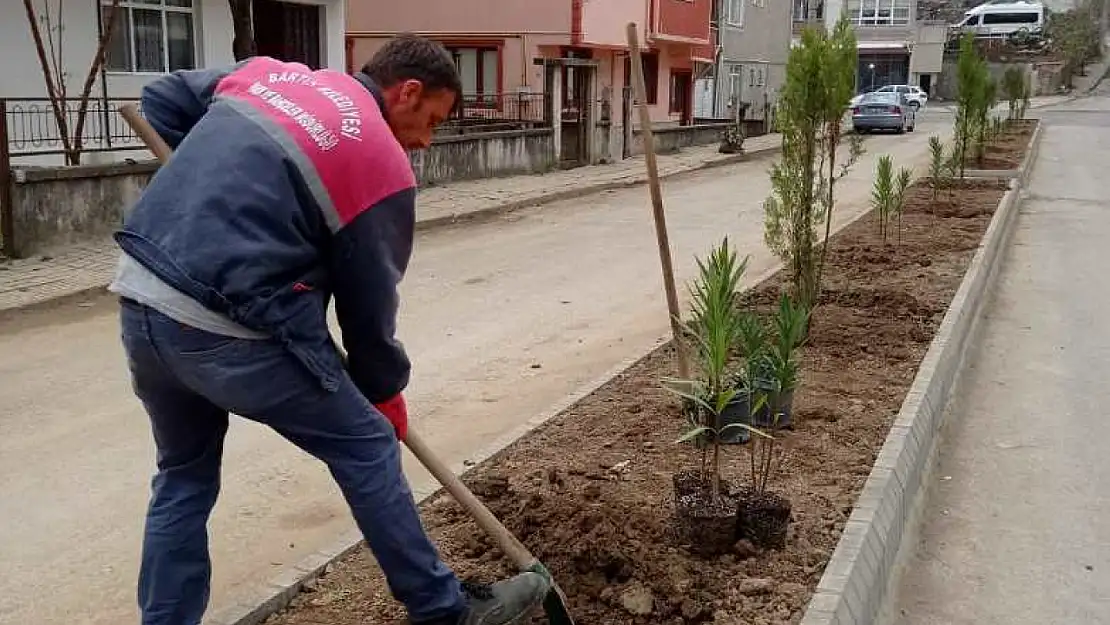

{"left": 673, "top": 487, "right": 739, "bottom": 557}
{"left": 751, "top": 389, "right": 796, "bottom": 429}
{"left": 735, "top": 489, "right": 792, "bottom": 550}
{"left": 718, "top": 395, "right": 753, "bottom": 444}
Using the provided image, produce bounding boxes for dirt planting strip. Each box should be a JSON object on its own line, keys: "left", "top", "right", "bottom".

{"left": 960, "top": 120, "right": 1039, "bottom": 182}
{"left": 238, "top": 134, "right": 1039, "bottom": 624}
{"left": 802, "top": 125, "right": 1041, "bottom": 625}
{"left": 249, "top": 165, "right": 1033, "bottom": 624}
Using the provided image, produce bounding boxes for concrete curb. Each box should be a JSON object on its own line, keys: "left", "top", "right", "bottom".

{"left": 798, "top": 121, "right": 1043, "bottom": 625}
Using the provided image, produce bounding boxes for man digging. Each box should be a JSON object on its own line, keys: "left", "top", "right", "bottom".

{"left": 110, "top": 35, "right": 549, "bottom": 625}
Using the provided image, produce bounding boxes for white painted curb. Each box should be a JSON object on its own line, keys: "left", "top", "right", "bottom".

{"left": 799, "top": 120, "right": 1043, "bottom": 625}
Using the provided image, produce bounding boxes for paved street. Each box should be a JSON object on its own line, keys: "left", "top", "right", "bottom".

{"left": 0, "top": 135, "right": 778, "bottom": 315}
{"left": 0, "top": 120, "right": 945, "bottom": 625}
{"left": 894, "top": 92, "right": 1110, "bottom": 624}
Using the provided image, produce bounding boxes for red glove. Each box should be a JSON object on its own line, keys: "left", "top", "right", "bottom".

{"left": 374, "top": 394, "right": 408, "bottom": 441}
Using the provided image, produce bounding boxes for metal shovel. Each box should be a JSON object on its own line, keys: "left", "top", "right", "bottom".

{"left": 118, "top": 103, "right": 575, "bottom": 624}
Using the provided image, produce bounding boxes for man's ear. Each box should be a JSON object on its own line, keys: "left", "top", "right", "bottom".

{"left": 399, "top": 79, "right": 425, "bottom": 104}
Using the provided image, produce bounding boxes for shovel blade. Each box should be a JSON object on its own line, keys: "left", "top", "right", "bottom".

{"left": 542, "top": 583, "right": 575, "bottom": 625}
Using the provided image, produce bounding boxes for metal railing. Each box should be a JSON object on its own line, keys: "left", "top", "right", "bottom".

{"left": 446, "top": 92, "right": 551, "bottom": 127}
{"left": 1, "top": 97, "right": 148, "bottom": 159}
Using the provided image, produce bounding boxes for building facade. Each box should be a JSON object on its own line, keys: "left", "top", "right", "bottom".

{"left": 709, "top": 0, "right": 793, "bottom": 122}
{"left": 791, "top": 0, "right": 945, "bottom": 96}
{"left": 346, "top": 0, "right": 713, "bottom": 126}
{"left": 1, "top": 0, "right": 347, "bottom": 165}
{"left": 1, "top": 0, "right": 346, "bottom": 99}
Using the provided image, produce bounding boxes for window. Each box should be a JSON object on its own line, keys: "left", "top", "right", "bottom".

{"left": 845, "top": 0, "right": 911, "bottom": 26}
{"left": 725, "top": 0, "right": 745, "bottom": 26}
{"left": 102, "top": 0, "right": 196, "bottom": 73}
{"left": 624, "top": 53, "right": 660, "bottom": 105}
{"left": 982, "top": 12, "right": 1040, "bottom": 24}
{"left": 446, "top": 46, "right": 499, "bottom": 102}
{"left": 728, "top": 64, "right": 743, "bottom": 107}
{"left": 793, "top": 0, "right": 825, "bottom": 21}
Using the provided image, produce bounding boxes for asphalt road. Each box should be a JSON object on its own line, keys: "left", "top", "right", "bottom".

{"left": 894, "top": 94, "right": 1110, "bottom": 624}
{"left": 0, "top": 117, "right": 945, "bottom": 625}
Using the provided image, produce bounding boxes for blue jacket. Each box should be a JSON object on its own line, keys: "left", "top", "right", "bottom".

{"left": 116, "top": 57, "right": 415, "bottom": 403}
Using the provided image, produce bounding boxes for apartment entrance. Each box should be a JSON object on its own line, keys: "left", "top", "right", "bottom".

{"left": 254, "top": 0, "right": 323, "bottom": 69}
{"left": 558, "top": 50, "right": 595, "bottom": 167}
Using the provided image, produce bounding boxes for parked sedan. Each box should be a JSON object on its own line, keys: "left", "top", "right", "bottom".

{"left": 850, "top": 85, "right": 928, "bottom": 110}
{"left": 851, "top": 92, "right": 916, "bottom": 134}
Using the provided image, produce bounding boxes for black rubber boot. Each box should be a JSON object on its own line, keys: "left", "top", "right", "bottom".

{"left": 458, "top": 572, "right": 550, "bottom": 625}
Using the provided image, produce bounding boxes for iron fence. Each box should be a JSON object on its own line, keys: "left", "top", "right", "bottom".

{"left": 446, "top": 92, "right": 551, "bottom": 127}
{"left": 1, "top": 97, "right": 148, "bottom": 159}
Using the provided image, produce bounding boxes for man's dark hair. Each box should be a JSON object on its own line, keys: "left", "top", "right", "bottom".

{"left": 362, "top": 34, "right": 463, "bottom": 101}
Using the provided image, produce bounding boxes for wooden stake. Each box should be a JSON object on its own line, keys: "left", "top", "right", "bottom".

{"left": 626, "top": 22, "right": 690, "bottom": 379}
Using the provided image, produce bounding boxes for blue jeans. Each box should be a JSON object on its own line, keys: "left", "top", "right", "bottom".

{"left": 119, "top": 299, "right": 465, "bottom": 625}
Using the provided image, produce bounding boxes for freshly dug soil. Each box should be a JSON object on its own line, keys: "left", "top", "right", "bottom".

{"left": 964, "top": 119, "right": 1036, "bottom": 170}
{"left": 266, "top": 179, "right": 1008, "bottom": 625}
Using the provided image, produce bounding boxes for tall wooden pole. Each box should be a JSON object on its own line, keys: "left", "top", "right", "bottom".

{"left": 626, "top": 22, "right": 690, "bottom": 379}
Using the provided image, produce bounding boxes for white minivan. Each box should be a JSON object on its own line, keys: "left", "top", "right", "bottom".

{"left": 953, "top": 1, "right": 1046, "bottom": 38}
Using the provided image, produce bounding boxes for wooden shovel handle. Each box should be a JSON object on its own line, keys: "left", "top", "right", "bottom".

{"left": 119, "top": 103, "right": 173, "bottom": 163}
{"left": 403, "top": 429, "right": 538, "bottom": 570}
{"left": 119, "top": 102, "right": 541, "bottom": 573}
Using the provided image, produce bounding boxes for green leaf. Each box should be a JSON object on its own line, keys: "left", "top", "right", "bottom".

{"left": 676, "top": 426, "right": 712, "bottom": 444}
{"left": 720, "top": 422, "right": 774, "bottom": 440}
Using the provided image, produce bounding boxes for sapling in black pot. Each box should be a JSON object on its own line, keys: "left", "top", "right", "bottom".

{"left": 760, "top": 293, "right": 810, "bottom": 429}
{"left": 665, "top": 237, "right": 770, "bottom": 557}
{"left": 735, "top": 383, "right": 793, "bottom": 550}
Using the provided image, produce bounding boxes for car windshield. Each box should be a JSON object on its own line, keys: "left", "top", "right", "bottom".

{"left": 861, "top": 93, "right": 900, "bottom": 105}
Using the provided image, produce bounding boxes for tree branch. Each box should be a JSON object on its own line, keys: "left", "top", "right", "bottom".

{"left": 73, "top": 0, "right": 122, "bottom": 163}
{"left": 22, "top": 0, "right": 73, "bottom": 158}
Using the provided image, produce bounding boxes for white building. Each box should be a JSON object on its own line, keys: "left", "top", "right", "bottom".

{"left": 1, "top": 0, "right": 346, "bottom": 163}
{"left": 794, "top": 0, "right": 947, "bottom": 96}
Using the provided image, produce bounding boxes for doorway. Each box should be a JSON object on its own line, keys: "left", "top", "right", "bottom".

{"left": 253, "top": 0, "right": 323, "bottom": 69}
{"left": 919, "top": 74, "right": 933, "bottom": 96}
{"left": 558, "top": 52, "right": 594, "bottom": 168}
{"left": 670, "top": 70, "right": 693, "bottom": 126}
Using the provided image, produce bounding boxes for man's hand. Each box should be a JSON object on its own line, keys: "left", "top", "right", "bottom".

{"left": 374, "top": 394, "right": 408, "bottom": 441}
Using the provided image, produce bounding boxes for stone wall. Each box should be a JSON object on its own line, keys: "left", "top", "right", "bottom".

{"left": 8, "top": 161, "right": 156, "bottom": 258}
{"left": 3, "top": 129, "right": 558, "bottom": 257}
{"left": 627, "top": 122, "right": 730, "bottom": 157}
{"left": 933, "top": 58, "right": 1065, "bottom": 100}
{"left": 410, "top": 128, "right": 556, "bottom": 186}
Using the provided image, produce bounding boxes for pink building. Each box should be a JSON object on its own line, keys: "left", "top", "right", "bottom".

{"left": 345, "top": 0, "right": 713, "bottom": 127}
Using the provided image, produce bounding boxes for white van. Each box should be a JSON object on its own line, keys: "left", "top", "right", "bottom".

{"left": 953, "top": 1, "right": 1046, "bottom": 38}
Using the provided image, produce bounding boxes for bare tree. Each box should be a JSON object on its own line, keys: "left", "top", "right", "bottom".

{"left": 22, "top": 0, "right": 122, "bottom": 165}
{"left": 229, "top": 0, "right": 257, "bottom": 61}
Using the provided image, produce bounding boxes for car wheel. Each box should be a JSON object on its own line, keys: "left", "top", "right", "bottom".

{"left": 896, "top": 123, "right": 906, "bottom": 135}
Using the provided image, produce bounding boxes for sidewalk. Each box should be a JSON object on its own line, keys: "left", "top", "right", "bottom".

{"left": 894, "top": 100, "right": 1110, "bottom": 623}
{"left": 0, "top": 133, "right": 780, "bottom": 315}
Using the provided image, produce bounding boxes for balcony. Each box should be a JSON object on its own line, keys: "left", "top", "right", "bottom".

{"left": 651, "top": 0, "right": 712, "bottom": 45}
{"left": 692, "top": 24, "right": 718, "bottom": 64}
